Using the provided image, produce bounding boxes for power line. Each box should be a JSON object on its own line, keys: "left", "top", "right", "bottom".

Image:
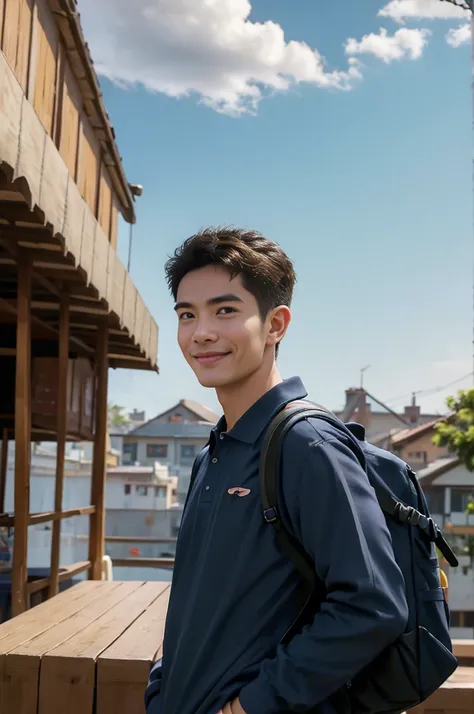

{"left": 383, "top": 372, "right": 474, "bottom": 406}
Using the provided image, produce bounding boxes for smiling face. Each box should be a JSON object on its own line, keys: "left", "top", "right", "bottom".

{"left": 175, "top": 265, "right": 289, "bottom": 390}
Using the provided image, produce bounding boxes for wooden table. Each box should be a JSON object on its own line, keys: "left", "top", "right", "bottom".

{"left": 0, "top": 580, "right": 170, "bottom": 714}
{"left": 0, "top": 581, "right": 472, "bottom": 714}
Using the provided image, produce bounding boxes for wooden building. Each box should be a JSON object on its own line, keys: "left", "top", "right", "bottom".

{"left": 0, "top": 0, "right": 158, "bottom": 617}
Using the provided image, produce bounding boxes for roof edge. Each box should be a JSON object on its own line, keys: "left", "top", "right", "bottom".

{"left": 51, "top": 0, "right": 136, "bottom": 223}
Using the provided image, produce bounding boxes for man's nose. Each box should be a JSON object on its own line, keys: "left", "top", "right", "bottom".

{"left": 192, "top": 318, "right": 218, "bottom": 343}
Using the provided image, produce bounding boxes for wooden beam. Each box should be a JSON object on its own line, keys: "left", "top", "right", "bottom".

{"left": 0, "top": 295, "right": 94, "bottom": 356}
{"left": 88, "top": 322, "right": 109, "bottom": 580}
{"left": 105, "top": 536, "right": 178, "bottom": 544}
{"left": 49, "top": 293, "right": 70, "bottom": 598}
{"left": 11, "top": 256, "right": 32, "bottom": 617}
{"left": 0, "top": 506, "right": 96, "bottom": 528}
{"left": 0, "top": 429, "right": 8, "bottom": 514}
{"left": 26, "top": 560, "right": 92, "bottom": 596}
{"left": 31, "top": 300, "right": 108, "bottom": 316}
{"left": 111, "top": 557, "right": 175, "bottom": 569}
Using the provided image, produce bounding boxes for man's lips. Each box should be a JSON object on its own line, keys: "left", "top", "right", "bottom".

{"left": 193, "top": 352, "right": 230, "bottom": 365}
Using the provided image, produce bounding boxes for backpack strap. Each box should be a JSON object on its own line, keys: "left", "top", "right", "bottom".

{"left": 259, "top": 403, "right": 459, "bottom": 586}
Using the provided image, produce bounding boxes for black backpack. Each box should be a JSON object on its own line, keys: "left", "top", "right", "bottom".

{"left": 260, "top": 402, "right": 459, "bottom": 714}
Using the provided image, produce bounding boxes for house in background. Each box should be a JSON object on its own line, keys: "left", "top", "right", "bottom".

{"left": 337, "top": 388, "right": 441, "bottom": 444}
{"left": 417, "top": 457, "right": 474, "bottom": 638}
{"left": 107, "top": 463, "right": 177, "bottom": 511}
{"left": 116, "top": 399, "right": 219, "bottom": 503}
{"left": 389, "top": 417, "right": 450, "bottom": 471}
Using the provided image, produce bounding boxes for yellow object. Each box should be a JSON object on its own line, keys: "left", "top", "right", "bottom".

{"left": 439, "top": 569, "right": 448, "bottom": 588}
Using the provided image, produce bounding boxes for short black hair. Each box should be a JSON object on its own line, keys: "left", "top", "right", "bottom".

{"left": 165, "top": 226, "right": 296, "bottom": 322}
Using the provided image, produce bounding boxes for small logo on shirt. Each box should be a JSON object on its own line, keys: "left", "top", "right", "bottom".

{"left": 228, "top": 487, "right": 251, "bottom": 497}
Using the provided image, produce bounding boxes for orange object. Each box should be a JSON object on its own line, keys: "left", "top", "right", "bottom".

{"left": 440, "top": 569, "right": 449, "bottom": 602}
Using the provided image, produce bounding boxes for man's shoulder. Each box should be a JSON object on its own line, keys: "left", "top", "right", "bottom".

{"left": 281, "top": 414, "right": 353, "bottom": 460}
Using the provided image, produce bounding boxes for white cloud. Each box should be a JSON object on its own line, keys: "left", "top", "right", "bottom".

{"left": 345, "top": 27, "right": 431, "bottom": 62}
{"left": 379, "top": 0, "right": 469, "bottom": 23}
{"left": 446, "top": 22, "right": 471, "bottom": 46}
{"left": 76, "top": 0, "right": 361, "bottom": 116}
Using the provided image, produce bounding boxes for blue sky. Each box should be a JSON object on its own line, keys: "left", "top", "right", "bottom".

{"left": 77, "top": 0, "right": 471, "bottom": 420}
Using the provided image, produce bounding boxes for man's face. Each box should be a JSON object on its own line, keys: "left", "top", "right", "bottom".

{"left": 175, "top": 265, "right": 273, "bottom": 389}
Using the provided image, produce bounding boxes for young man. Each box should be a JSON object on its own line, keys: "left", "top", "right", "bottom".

{"left": 145, "top": 227, "right": 408, "bottom": 714}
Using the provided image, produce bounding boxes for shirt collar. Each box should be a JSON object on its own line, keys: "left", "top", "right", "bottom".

{"left": 212, "top": 377, "right": 308, "bottom": 446}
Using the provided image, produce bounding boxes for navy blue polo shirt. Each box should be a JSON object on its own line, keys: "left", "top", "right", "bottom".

{"left": 146, "top": 378, "right": 408, "bottom": 714}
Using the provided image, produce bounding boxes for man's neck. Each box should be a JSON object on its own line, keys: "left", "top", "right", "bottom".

{"left": 217, "top": 364, "right": 283, "bottom": 431}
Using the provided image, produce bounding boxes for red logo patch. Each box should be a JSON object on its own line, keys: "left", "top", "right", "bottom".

{"left": 228, "top": 487, "right": 251, "bottom": 497}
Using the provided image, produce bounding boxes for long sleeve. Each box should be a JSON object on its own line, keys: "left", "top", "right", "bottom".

{"left": 145, "top": 658, "right": 163, "bottom": 711}
{"left": 239, "top": 432, "right": 408, "bottom": 714}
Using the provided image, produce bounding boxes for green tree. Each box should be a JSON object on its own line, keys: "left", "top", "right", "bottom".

{"left": 107, "top": 404, "right": 130, "bottom": 429}
{"left": 433, "top": 389, "right": 474, "bottom": 470}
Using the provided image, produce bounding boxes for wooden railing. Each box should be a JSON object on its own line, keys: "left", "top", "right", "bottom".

{"left": 103, "top": 535, "right": 176, "bottom": 570}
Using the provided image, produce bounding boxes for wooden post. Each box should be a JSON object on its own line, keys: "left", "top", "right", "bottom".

{"left": 11, "top": 257, "right": 32, "bottom": 616}
{"left": 48, "top": 294, "right": 69, "bottom": 597}
{"left": 0, "top": 429, "right": 8, "bottom": 514}
{"left": 88, "top": 321, "right": 108, "bottom": 580}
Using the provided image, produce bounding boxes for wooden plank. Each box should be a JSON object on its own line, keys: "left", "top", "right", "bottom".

{"left": 97, "top": 585, "right": 170, "bottom": 714}
{"left": 0, "top": 581, "right": 132, "bottom": 714}
{"left": 111, "top": 557, "right": 175, "bottom": 569}
{"left": 105, "top": 536, "right": 177, "bottom": 544}
{"left": 0, "top": 429, "right": 8, "bottom": 513}
{"left": 88, "top": 321, "right": 108, "bottom": 580}
{"left": 33, "top": 0, "right": 59, "bottom": 134}
{"left": 2, "top": 0, "right": 33, "bottom": 91}
{"left": 58, "top": 60, "right": 81, "bottom": 177}
{"left": 38, "top": 582, "right": 159, "bottom": 714}
{"left": 49, "top": 293, "right": 69, "bottom": 597}
{"left": 77, "top": 115, "right": 100, "bottom": 215}
{"left": 98, "top": 164, "right": 112, "bottom": 238}
{"left": 11, "top": 256, "right": 32, "bottom": 617}
{"left": 28, "top": 560, "right": 91, "bottom": 596}
{"left": 0, "top": 581, "right": 106, "bottom": 650}
{"left": 110, "top": 198, "right": 119, "bottom": 249}
{"left": 2, "top": 0, "right": 22, "bottom": 77}
{"left": 0, "top": 505, "right": 96, "bottom": 528}
{"left": 25, "top": 0, "right": 37, "bottom": 101}
{"left": 0, "top": 0, "right": 5, "bottom": 50}
{"left": 453, "top": 639, "right": 474, "bottom": 659}
{"left": 15, "top": 0, "right": 33, "bottom": 92}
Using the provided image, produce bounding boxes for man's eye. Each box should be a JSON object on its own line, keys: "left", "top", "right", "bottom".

{"left": 218, "top": 307, "right": 236, "bottom": 315}
{"left": 179, "top": 312, "right": 194, "bottom": 321}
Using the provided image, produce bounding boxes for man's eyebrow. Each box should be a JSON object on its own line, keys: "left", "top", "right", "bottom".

{"left": 208, "top": 293, "right": 243, "bottom": 306}
{"left": 174, "top": 294, "right": 243, "bottom": 311}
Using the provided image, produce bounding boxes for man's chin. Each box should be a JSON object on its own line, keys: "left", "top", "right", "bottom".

{"left": 195, "top": 371, "right": 232, "bottom": 389}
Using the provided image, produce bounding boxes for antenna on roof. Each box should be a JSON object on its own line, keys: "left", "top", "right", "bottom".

{"left": 360, "top": 365, "right": 370, "bottom": 389}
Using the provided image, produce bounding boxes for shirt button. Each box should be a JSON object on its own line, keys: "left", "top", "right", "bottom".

{"left": 219, "top": 433, "right": 225, "bottom": 440}
{"left": 212, "top": 457, "right": 218, "bottom": 464}
{"left": 205, "top": 485, "right": 210, "bottom": 491}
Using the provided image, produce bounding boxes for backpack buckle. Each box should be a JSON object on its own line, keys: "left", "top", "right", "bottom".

{"left": 263, "top": 507, "right": 279, "bottom": 524}
{"left": 394, "top": 502, "right": 422, "bottom": 526}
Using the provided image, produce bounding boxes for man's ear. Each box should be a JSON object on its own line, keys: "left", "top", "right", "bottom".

{"left": 266, "top": 305, "right": 291, "bottom": 347}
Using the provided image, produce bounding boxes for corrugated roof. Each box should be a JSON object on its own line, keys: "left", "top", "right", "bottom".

{"left": 51, "top": 0, "right": 135, "bottom": 222}
{"left": 0, "top": 51, "right": 158, "bottom": 370}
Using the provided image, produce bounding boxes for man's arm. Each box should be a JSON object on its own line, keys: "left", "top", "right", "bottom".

{"left": 238, "top": 431, "right": 408, "bottom": 714}
{"left": 145, "top": 658, "right": 163, "bottom": 711}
